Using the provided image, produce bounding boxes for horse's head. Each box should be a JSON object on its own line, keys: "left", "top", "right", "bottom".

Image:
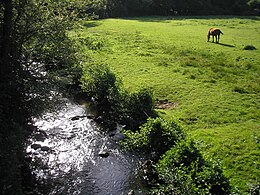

{"left": 207, "top": 31, "right": 210, "bottom": 42}
{"left": 207, "top": 28, "right": 214, "bottom": 42}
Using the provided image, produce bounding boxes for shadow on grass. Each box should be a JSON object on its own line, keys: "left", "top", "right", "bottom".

{"left": 82, "top": 21, "right": 101, "bottom": 28}
{"left": 209, "top": 42, "right": 235, "bottom": 47}
{"left": 218, "top": 43, "right": 235, "bottom": 47}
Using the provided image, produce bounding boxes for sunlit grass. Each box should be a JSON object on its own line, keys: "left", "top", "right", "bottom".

{"left": 190, "top": 121, "right": 260, "bottom": 192}
{"left": 72, "top": 16, "right": 260, "bottom": 193}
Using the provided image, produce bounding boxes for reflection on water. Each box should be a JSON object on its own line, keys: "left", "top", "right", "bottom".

{"left": 26, "top": 99, "right": 146, "bottom": 195}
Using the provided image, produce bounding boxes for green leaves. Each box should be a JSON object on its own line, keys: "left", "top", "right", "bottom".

{"left": 120, "top": 87, "right": 156, "bottom": 129}
{"left": 80, "top": 63, "right": 155, "bottom": 130}
{"left": 81, "top": 63, "right": 118, "bottom": 101}
{"left": 121, "top": 118, "right": 231, "bottom": 194}
{"left": 155, "top": 140, "right": 231, "bottom": 194}
{"left": 121, "top": 118, "right": 184, "bottom": 159}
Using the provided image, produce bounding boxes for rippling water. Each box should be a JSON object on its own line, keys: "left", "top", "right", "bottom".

{"left": 26, "top": 99, "right": 146, "bottom": 195}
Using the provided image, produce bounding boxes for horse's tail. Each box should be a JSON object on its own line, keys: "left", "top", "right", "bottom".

{"left": 220, "top": 30, "right": 223, "bottom": 35}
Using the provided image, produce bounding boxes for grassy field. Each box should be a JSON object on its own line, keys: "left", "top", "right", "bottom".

{"left": 71, "top": 16, "right": 260, "bottom": 193}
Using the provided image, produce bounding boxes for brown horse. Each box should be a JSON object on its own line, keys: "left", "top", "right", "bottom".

{"left": 207, "top": 28, "right": 223, "bottom": 43}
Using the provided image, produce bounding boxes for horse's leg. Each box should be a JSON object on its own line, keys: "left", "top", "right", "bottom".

{"left": 212, "top": 35, "right": 215, "bottom": 43}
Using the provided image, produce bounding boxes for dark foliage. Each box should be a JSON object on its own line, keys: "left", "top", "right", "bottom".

{"left": 120, "top": 88, "right": 157, "bottom": 130}
{"left": 121, "top": 118, "right": 185, "bottom": 160}
{"left": 85, "top": 0, "right": 256, "bottom": 17}
{"left": 121, "top": 118, "right": 231, "bottom": 194}
{"left": 243, "top": 44, "right": 257, "bottom": 50}
{"left": 80, "top": 64, "right": 156, "bottom": 131}
{"left": 0, "top": 1, "right": 84, "bottom": 194}
{"left": 250, "top": 184, "right": 260, "bottom": 195}
{"left": 153, "top": 140, "right": 231, "bottom": 194}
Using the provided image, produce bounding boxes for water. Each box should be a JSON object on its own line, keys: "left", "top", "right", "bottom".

{"left": 26, "top": 99, "right": 146, "bottom": 195}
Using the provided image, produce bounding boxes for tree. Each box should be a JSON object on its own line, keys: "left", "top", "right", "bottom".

{"left": 0, "top": 1, "right": 88, "bottom": 194}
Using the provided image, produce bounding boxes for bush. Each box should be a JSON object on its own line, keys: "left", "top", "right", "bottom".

{"left": 80, "top": 63, "right": 121, "bottom": 128}
{"left": 153, "top": 140, "right": 231, "bottom": 195}
{"left": 80, "top": 64, "right": 155, "bottom": 130}
{"left": 81, "top": 63, "right": 119, "bottom": 101}
{"left": 119, "top": 87, "right": 156, "bottom": 130}
{"left": 121, "top": 118, "right": 184, "bottom": 159}
{"left": 243, "top": 45, "right": 257, "bottom": 50}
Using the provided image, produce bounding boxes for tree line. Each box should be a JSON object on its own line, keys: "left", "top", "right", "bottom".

{"left": 89, "top": 0, "right": 260, "bottom": 18}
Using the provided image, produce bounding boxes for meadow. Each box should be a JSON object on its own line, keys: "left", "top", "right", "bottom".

{"left": 71, "top": 16, "right": 260, "bottom": 193}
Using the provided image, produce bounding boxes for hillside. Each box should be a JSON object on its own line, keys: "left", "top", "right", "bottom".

{"left": 71, "top": 16, "right": 260, "bottom": 193}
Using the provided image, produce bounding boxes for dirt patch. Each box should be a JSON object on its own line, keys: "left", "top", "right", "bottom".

{"left": 155, "top": 99, "right": 178, "bottom": 110}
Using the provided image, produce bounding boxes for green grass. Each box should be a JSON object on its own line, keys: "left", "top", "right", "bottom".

{"left": 71, "top": 16, "right": 260, "bottom": 193}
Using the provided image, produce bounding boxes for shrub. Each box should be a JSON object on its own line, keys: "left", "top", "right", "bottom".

{"left": 121, "top": 118, "right": 184, "bottom": 160}
{"left": 120, "top": 87, "right": 156, "bottom": 130}
{"left": 153, "top": 140, "right": 231, "bottom": 195}
{"left": 80, "top": 64, "right": 155, "bottom": 130}
{"left": 81, "top": 63, "right": 119, "bottom": 101}
{"left": 243, "top": 45, "right": 257, "bottom": 50}
{"left": 80, "top": 63, "right": 122, "bottom": 128}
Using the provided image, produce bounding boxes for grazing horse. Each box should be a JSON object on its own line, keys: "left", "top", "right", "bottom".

{"left": 207, "top": 28, "right": 223, "bottom": 43}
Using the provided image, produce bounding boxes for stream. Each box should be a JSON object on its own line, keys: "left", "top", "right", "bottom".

{"left": 26, "top": 98, "right": 146, "bottom": 195}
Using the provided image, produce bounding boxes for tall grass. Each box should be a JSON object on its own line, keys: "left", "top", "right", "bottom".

{"left": 71, "top": 16, "right": 260, "bottom": 193}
